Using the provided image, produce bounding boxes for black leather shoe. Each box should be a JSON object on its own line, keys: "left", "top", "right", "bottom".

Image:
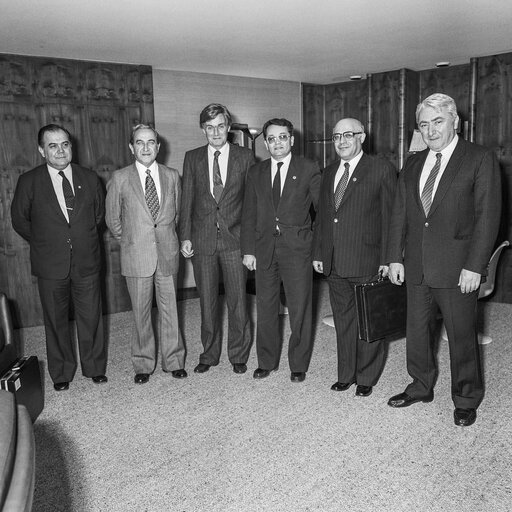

{"left": 253, "top": 368, "right": 271, "bottom": 379}
{"left": 331, "top": 382, "right": 353, "bottom": 391}
{"left": 194, "top": 363, "right": 210, "bottom": 373}
{"left": 387, "top": 391, "right": 433, "bottom": 408}
{"left": 92, "top": 375, "right": 108, "bottom": 384}
{"left": 291, "top": 372, "right": 306, "bottom": 382}
{"left": 454, "top": 408, "right": 477, "bottom": 427}
{"left": 355, "top": 385, "right": 373, "bottom": 397}
{"left": 54, "top": 382, "right": 69, "bottom": 391}
{"left": 134, "top": 373, "right": 150, "bottom": 384}
{"left": 171, "top": 369, "right": 187, "bottom": 379}
{"left": 233, "top": 363, "right": 247, "bottom": 374}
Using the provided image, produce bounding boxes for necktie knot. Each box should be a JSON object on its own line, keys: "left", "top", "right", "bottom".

{"left": 214, "top": 150, "right": 221, "bottom": 159}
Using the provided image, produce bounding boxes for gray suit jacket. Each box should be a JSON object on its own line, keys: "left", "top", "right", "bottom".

{"left": 106, "top": 163, "right": 181, "bottom": 277}
{"left": 179, "top": 143, "right": 255, "bottom": 256}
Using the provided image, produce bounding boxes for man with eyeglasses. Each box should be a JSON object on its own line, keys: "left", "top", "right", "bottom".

{"left": 313, "top": 118, "right": 397, "bottom": 397}
{"left": 241, "top": 118, "right": 320, "bottom": 382}
{"left": 106, "top": 124, "right": 186, "bottom": 385}
{"left": 386, "top": 93, "right": 501, "bottom": 426}
{"left": 179, "top": 104, "right": 255, "bottom": 375}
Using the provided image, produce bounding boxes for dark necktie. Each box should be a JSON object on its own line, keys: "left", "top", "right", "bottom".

{"left": 145, "top": 169, "right": 159, "bottom": 220}
{"left": 213, "top": 150, "right": 223, "bottom": 203}
{"left": 273, "top": 162, "right": 283, "bottom": 210}
{"left": 58, "top": 171, "right": 75, "bottom": 217}
{"left": 334, "top": 162, "right": 350, "bottom": 211}
{"left": 421, "top": 152, "right": 442, "bottom": 216}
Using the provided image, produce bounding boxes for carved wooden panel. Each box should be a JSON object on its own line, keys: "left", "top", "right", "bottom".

{"left": 324, "top": 80, "right": 368, "bottom": 166}
{"left": 476, "top": 52, "right": 512, "bottom": 303}
{"left": 419, "top": 64, "right": 471, "bottom": 134}
{"left": 302, "top": 83, "right": 325, "bottom": 167}
{"left": 0, "top": 53, "right": 154, "bottom": 326}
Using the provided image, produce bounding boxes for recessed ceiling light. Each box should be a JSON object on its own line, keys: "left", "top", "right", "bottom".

{"left": 349, "top": 75, "right": 362, "bottom": 80}
{"left": 435, "top": 62, "right": 450, "bottom": 68}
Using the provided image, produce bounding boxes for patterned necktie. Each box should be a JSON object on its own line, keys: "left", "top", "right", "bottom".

{"left": 273, "top": 162, "right": 283, "bottom": 210}
{"left": 421, "top": 152, "right": 442, "bottom": 216}
{"left": 145, "top": 169, "right": 159, "bottom": 220}
{"left": 58, "top": 171, "right": 75, "bottom": 217}
{"left": 213, "top": 150, "right": 223, "bottom": 203}
{"left": 334, "top": 162, "right": 350, "bottom": 211}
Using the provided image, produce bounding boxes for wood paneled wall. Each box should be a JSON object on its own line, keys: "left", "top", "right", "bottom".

{"left": 302, "top": 52, "right": 512, "bottom": 303}
{"left": 0, "top": 54, "right": 154, "bottom": 326}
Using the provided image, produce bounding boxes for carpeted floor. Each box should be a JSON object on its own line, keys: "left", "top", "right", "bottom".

{"left": 18, "top": 280, "right": 512, "bottom": 512}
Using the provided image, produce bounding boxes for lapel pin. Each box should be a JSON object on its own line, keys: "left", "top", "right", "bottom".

{"left": 292, "top": 176, "right": 297, "bottom": 180}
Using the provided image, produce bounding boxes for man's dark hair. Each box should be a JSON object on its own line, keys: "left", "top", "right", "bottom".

{"left": 38, "top": 124, "right": 72, "bottom": 147}
{"left": 262, "top": 118, "right": 294, "bottom": 138}
{"left": 199, "top": 103, "right": 232, "bottom": 128}
{"left": 130, "top": 123, "right": 159, "bottom": 145}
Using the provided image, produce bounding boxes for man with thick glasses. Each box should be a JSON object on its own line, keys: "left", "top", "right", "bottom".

{"left": 241, "top": 118, "right": 320, "bottom": 382}
{"left": 386, "top": 94, "right": 501, "bottom": 427}
{"left": 313, "top": 118, "right": 397, "bottom": 397}
{"left": 180, "top": 104, "right": 255, "bottom": 375}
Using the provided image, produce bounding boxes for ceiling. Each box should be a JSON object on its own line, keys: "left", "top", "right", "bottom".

{"left": 2, "top": 0, "right": 512, "bottom": 84}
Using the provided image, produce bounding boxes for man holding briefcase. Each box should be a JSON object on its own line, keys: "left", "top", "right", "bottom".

{"left": 313, "top": 117, "right": 396, "bottom": 396}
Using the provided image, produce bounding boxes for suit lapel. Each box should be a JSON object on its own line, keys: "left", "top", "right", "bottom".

{"left": 199, "top": 145, "right": 217, "bottom": 205}
{"left": 41, "top": 166, "right": 67, "bottom": 222}
{"left": 428, "top": 139, "right": 466, "bottom": 216}
{"left": 324, "top": 161, "right": 338, "bottom": 212}
{"left": 70, "top": 164, "right": 84, "bottom": 221}
{"left": 412, "top": 150, "right": 429, "bottom": 213}
{"left": 129, "top": 164, "right": 152, "bottom": 218}
{"left": 223, "top": 144, "right": 237, "bottom": 196}
{"left": 338, "top": 155, "right": 366, "bottom": 206}
{"left": 157, "top": 164, "right": 167, "bottom": 219}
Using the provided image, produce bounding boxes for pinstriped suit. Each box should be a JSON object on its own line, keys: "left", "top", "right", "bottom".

{"left": 313, "top": 153, "right": 396, "bottom": 385}
{"left": 179, "top": 143, "right": 255, "bottom": 365}
{"left": 106, "top": 163, "right": 185, "bottom": 374}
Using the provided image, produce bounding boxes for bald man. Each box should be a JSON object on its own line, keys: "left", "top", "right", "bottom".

{"left": 313, "top": 118, "right": 397, "bottom": 397}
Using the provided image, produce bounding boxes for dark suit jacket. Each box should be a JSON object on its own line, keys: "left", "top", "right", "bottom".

{"left": 105, "top": 163, "right": 181, "bottom": 277}
{"left": 313, "top": 153, "right": 397, "bottom": 277}
{"left": 11, "top": 164, "right": 104, "bottom": 280}
{"left": 179, "top": 143, "right": 255, "bottom": 255}
{"left": 386, "top": 138, "right": 501, "bottom": 287}
{"left": 241, "top": 155, "right": 321, "bottom": 269}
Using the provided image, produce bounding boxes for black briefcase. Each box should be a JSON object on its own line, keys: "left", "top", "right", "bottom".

{"left": 0, "top": 356, "right": 44, "bottom": 422}
{"left": 354, "top": 276, "right": 407, "bottom": 342}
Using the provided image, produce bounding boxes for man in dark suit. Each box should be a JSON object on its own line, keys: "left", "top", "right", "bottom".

{"left": 11, "top": 124, "right": 107, "bottom": 391}
{"left": 387, "top": 93, "right": 501, "bottom": 427}
{"left": 313, "top": 118, "right": 396, "bottom": 396}
{"left": 106, "top": 124, "right": 186, "bottom": 384}
{"left": 179, "top": 104, "right": 255, "bottom": 375}
{"left": 241, "top": 118, "right": 320, "bottom": 382}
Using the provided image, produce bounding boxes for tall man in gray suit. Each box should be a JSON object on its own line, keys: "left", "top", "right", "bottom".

{"left": 313, "top": 118, "right": 396, "bottom": 397}
{"left": 179, "top": 104, "right": 255, "bottom": 375}
{"left": 387, "top": 94, "right": 501, "bottom": 426}
{"left": 106, "top": 124, "right": 186, "bottom": 384}
{"left": 11, "top": 124, "right": 107, "bottom": 391}
{"left": 241, "top": 118, "right": 321, "bottom": 383}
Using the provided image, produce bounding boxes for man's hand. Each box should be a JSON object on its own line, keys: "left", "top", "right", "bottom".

{"left": 243, "top": 255, "right": 256, "bottom": 271}
{"left": 389, "top": 263, "right": 405, "bottom": 285}
{"left": 458, "top": 268, "right": 481, "bottom": 294}
{"left": 180, "top": 240, "right": 194, "bottom": 258}
{"left": 379, "top": 265, "right": 389, "bottom": 278}
{"left": 313, "top": 261, "right": 323, "bottom": 273}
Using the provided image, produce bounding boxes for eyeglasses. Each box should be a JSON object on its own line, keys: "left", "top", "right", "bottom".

{"left": 266, "top": 134, "right": 291, "bottom": 145}
{"left": 332, "top": 131, "right": 363, "bottom": 142}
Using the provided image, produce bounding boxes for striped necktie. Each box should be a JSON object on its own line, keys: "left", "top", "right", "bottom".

{"left": 334, "top": 162, "right": 350, "bottom": 211}
{"left": 213, "top": 150, "right": 223, "bottom": 203}
{"left": 58, "top": 171, "right": 75, "bottom": 217}
{"left": 145, "top": 169, "right": 159, "bottom": 220}
{"left": 421, "top": 153, "right": 442, "bottom": 216}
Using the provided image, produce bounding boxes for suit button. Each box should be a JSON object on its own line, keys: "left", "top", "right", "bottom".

{"left": 425, "top": 222, "right": 429, "bottom": 227}
{"left": 334, "top": 218, "right": 338, "bottom": 223}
